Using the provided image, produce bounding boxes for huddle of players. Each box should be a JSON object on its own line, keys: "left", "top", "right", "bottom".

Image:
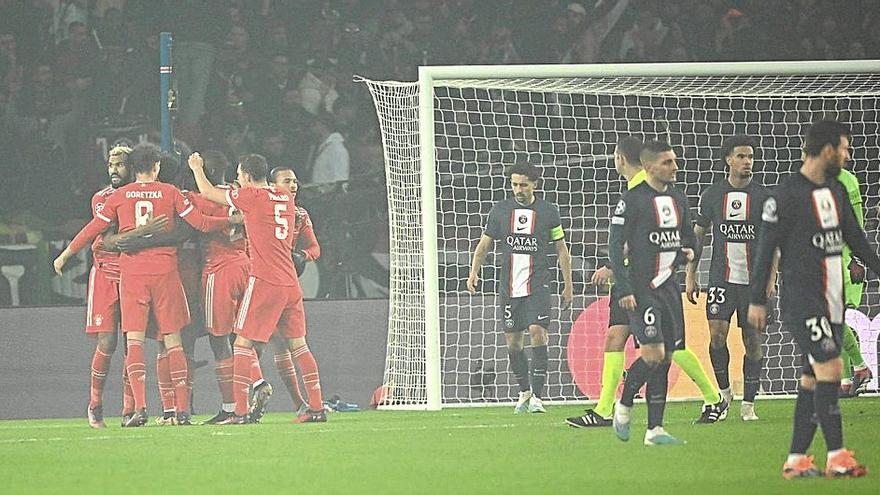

{"left": 471, "top": 120, "right": 874, "bottom": 477}
{"left": 54, "top": 143, "right": 327, "bottom": 427}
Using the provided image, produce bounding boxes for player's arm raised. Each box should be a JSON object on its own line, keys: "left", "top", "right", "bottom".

{"left": 188, "top": 152, "right": 229, "bottom": 205}
{"left": 102, "top": 216, "right": 170, "bottom": 251}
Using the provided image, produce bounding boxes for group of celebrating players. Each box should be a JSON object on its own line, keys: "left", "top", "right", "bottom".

{"left": 469, "top": 120, "right": 875, "bottom": 478}
{"left": 54, "top": 143, "right": 328, "bottom": 427}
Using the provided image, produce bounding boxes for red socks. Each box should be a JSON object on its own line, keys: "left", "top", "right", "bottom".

{"left": 167, "top": 346, "right": 190, "bottom": 414}
{"left": 122, "top": 365, "right": 134, "bottom": 415}
{"left": 157, "top": 350, "right": 174, "bottom": 412}
{"left": 215, "top": 357, "right": 235, "bottom": 404}
{"left": 292, "top": 345, "right": 323, "bottom": 411}
{"left": 232, "top": 345, "right": 253, "bottom": 416}
{"left": 274, "top": 351, "right": 304, "bottom": 408}
{"left": 89, "top": 347, "right": 111, "bottom": 408}
{"left": 125, "top": 340, "right": 147, "bottom": 410}
{"left": 250, "top": 349, "right": 264, "bottom": 383}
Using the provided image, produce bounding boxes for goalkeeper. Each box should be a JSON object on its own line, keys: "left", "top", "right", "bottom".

{"left": 467, "top": 162, "right": 574, "bottom": 414}
{"left": 836, "top": 166, "right": 873, "bottom": 396}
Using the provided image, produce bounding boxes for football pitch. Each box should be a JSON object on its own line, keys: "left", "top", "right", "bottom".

{"left": 1, "top": 399, "right": 877, "bottom": 494}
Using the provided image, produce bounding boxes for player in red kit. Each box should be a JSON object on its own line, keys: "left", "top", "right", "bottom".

{"left": 82, "top": 146, "right": 131, "bottom": 428}
{"left": 187, "top": 151, "right": 253, "bottom": 425}
{"left": 188, "top": 152, "right": 326, "bottom": 424}
{"left": 257, "top": 166, "right": 322, "bottom": 418}
{"left": 54, "top": 144, "right": 231, "bottom": 427}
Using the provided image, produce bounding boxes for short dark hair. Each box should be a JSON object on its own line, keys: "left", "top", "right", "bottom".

{"left": 202, "top": 150, "right": 229, "bottom": 184}
{"left": 719, "top": 135, "right": 756, "bottom": 160}
{"left": 238, "top": 154, "right": 269, "bottom": 182}
{"left": 639, "top": 140, "right": 673, "bottom": 164}
{"left": 616, "top": 135, "right": 643, "bottom": 165}
{"left": 506, "top": 162, "right": 541, "bottom": 182}
{"left": 128, "top": 143, "right": 161, "bottom": 175}
{"left": 269, "top": 166, "right": 296, "bottom": 183}
{"left": 803, "top": 120, "right": 851, "bottom": 157}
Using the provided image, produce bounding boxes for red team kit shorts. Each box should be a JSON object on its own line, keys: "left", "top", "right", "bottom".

{"left": 202, "top": 261, "right": 251, "bottom": 336}
{"left": 85, "top": 266, "right": 120, "bottom": 334}
{"left": 234, "top": 275, "right": 306, "bottom": 343}
{"left": 119, "top": 270, "right": 191, "bottom": 335}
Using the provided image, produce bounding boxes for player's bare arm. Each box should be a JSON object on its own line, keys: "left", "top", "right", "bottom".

{"left": 467, "top": 234, "right": 494, "bottom": 294}
{"left": 685, "top": 224, "right": 707, "bottom": 304}
{"left": 188, "top": 152, "right": 228, "bottom": 205}
{"left": 555, "top": 238, "right": 573, "bottom": 309}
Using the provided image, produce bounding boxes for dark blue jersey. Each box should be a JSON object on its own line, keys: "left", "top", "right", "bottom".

{"left": 609, "top": 182, "right": 695, "bottom": 297}
{"left": 696, "top": 180, "right": 770, "bottom": 286}
{"left": 484, "top": 197, "right": 564, "bottom": 299}
{"left": 750, "top": 172, "right": 880, "bottom": 324}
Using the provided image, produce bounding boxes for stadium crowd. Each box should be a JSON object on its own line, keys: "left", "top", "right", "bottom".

{"left": 0, "top": 0, "right": 878, "bottom": 304}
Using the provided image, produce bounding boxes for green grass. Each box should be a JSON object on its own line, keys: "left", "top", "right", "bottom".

{"left": 1, "top": 399, "right": 878, "bottom": 494}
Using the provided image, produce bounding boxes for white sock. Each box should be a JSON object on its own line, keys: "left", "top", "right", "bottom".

{"left": 787, "top": 453, "right": 806, "bottom": 464}
{"left": 253, "top": 378, "right": 265, "bottom": 388}
{"left": 221, "top": 403, "right": 235, "bottom": 413}
{"left": 827, "top": 449, "right": 844, "bottom": 458}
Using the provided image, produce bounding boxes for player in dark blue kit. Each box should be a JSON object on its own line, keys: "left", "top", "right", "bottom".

{"left": 748, "top": 120, "right": 878, "bottom": 479}
{"left": 686, "top": 135, "right": 775, "bottom": 421}
{"left": 467, "top": 162, "right": 573, "bottom": 414}
{"left": 609, "top": 140, "right": 696, "bottom": 446}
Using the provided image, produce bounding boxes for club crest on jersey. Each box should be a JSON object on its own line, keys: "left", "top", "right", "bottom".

{"left": 512, "top": 208, "right": 535, "bottom": 234}
{"left": 653, "top": 196, "right": 679, "bottom": 228}
{"left": 812, "top": 188, "right": 840, "bottom": 229}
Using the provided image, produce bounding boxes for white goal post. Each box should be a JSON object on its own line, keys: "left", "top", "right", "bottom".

{"left": 361, "top": 60, "right": 880, "bottom": 410}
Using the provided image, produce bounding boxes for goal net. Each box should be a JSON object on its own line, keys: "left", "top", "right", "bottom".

{"left": 361, "top": 61, "right": 880, "bottom": 409}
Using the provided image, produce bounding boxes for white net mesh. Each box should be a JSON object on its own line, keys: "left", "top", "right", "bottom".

{"left": 363, "top": 69, "right": 880, "bottom": 408}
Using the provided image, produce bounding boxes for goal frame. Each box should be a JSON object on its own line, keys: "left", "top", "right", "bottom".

{"left": 412, "top": 59, "right": 880, "bottom": 411}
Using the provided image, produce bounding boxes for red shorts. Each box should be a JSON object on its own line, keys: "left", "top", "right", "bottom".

{"left": 119, "top": 270, "right": 191, "bottom": 335}
{"left": 202, "top": 261, "right": 250, "bottom": 336}
{"left": 85, "top": 267, "right": 120, "bottom": 334}
{"left": 234, "top": 276, "right": 305, "bottom": 343}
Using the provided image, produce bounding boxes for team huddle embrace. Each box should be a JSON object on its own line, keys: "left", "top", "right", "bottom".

{"left": 468, "top": 120, "right": 875, "bottom": 479}
{"left": 55, "top": 144, "right": 326, "bottom": 427}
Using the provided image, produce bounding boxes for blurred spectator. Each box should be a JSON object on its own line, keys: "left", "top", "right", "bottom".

{"left": 168, "top": 0, "right": 227, "bottom": 127}
{"left": 50, "top": 0, "right": 89, "bottom": 45}
{"left": 52, "top": 20, "right": 98, "bottom": 94}
{"left": 307, "top": 111, "right": 350, "bottom": 185}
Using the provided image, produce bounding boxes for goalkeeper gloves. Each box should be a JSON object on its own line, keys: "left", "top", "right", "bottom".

{"left": 848, "top": 256, "right": 866, "bottom": 284}
{"left": 293, "top": 250, "right": 307, "bottom": 276}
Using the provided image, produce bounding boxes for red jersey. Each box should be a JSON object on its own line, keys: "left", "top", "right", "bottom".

{"left": 68, "top": 181, "right": 228, "bottom": 275}
{"left": 226, "top": 185, "right": 296, "bottom": 286}
{"left": 187, "top": 189, "right": 249, "bottom": 272}
{"left": 90, "top": 186, "right": 121, "bottom": 280}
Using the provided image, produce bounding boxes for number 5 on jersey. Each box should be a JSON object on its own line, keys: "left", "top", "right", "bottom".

{"left": 274, "top": 203, "right": 288, "bottom": 240}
